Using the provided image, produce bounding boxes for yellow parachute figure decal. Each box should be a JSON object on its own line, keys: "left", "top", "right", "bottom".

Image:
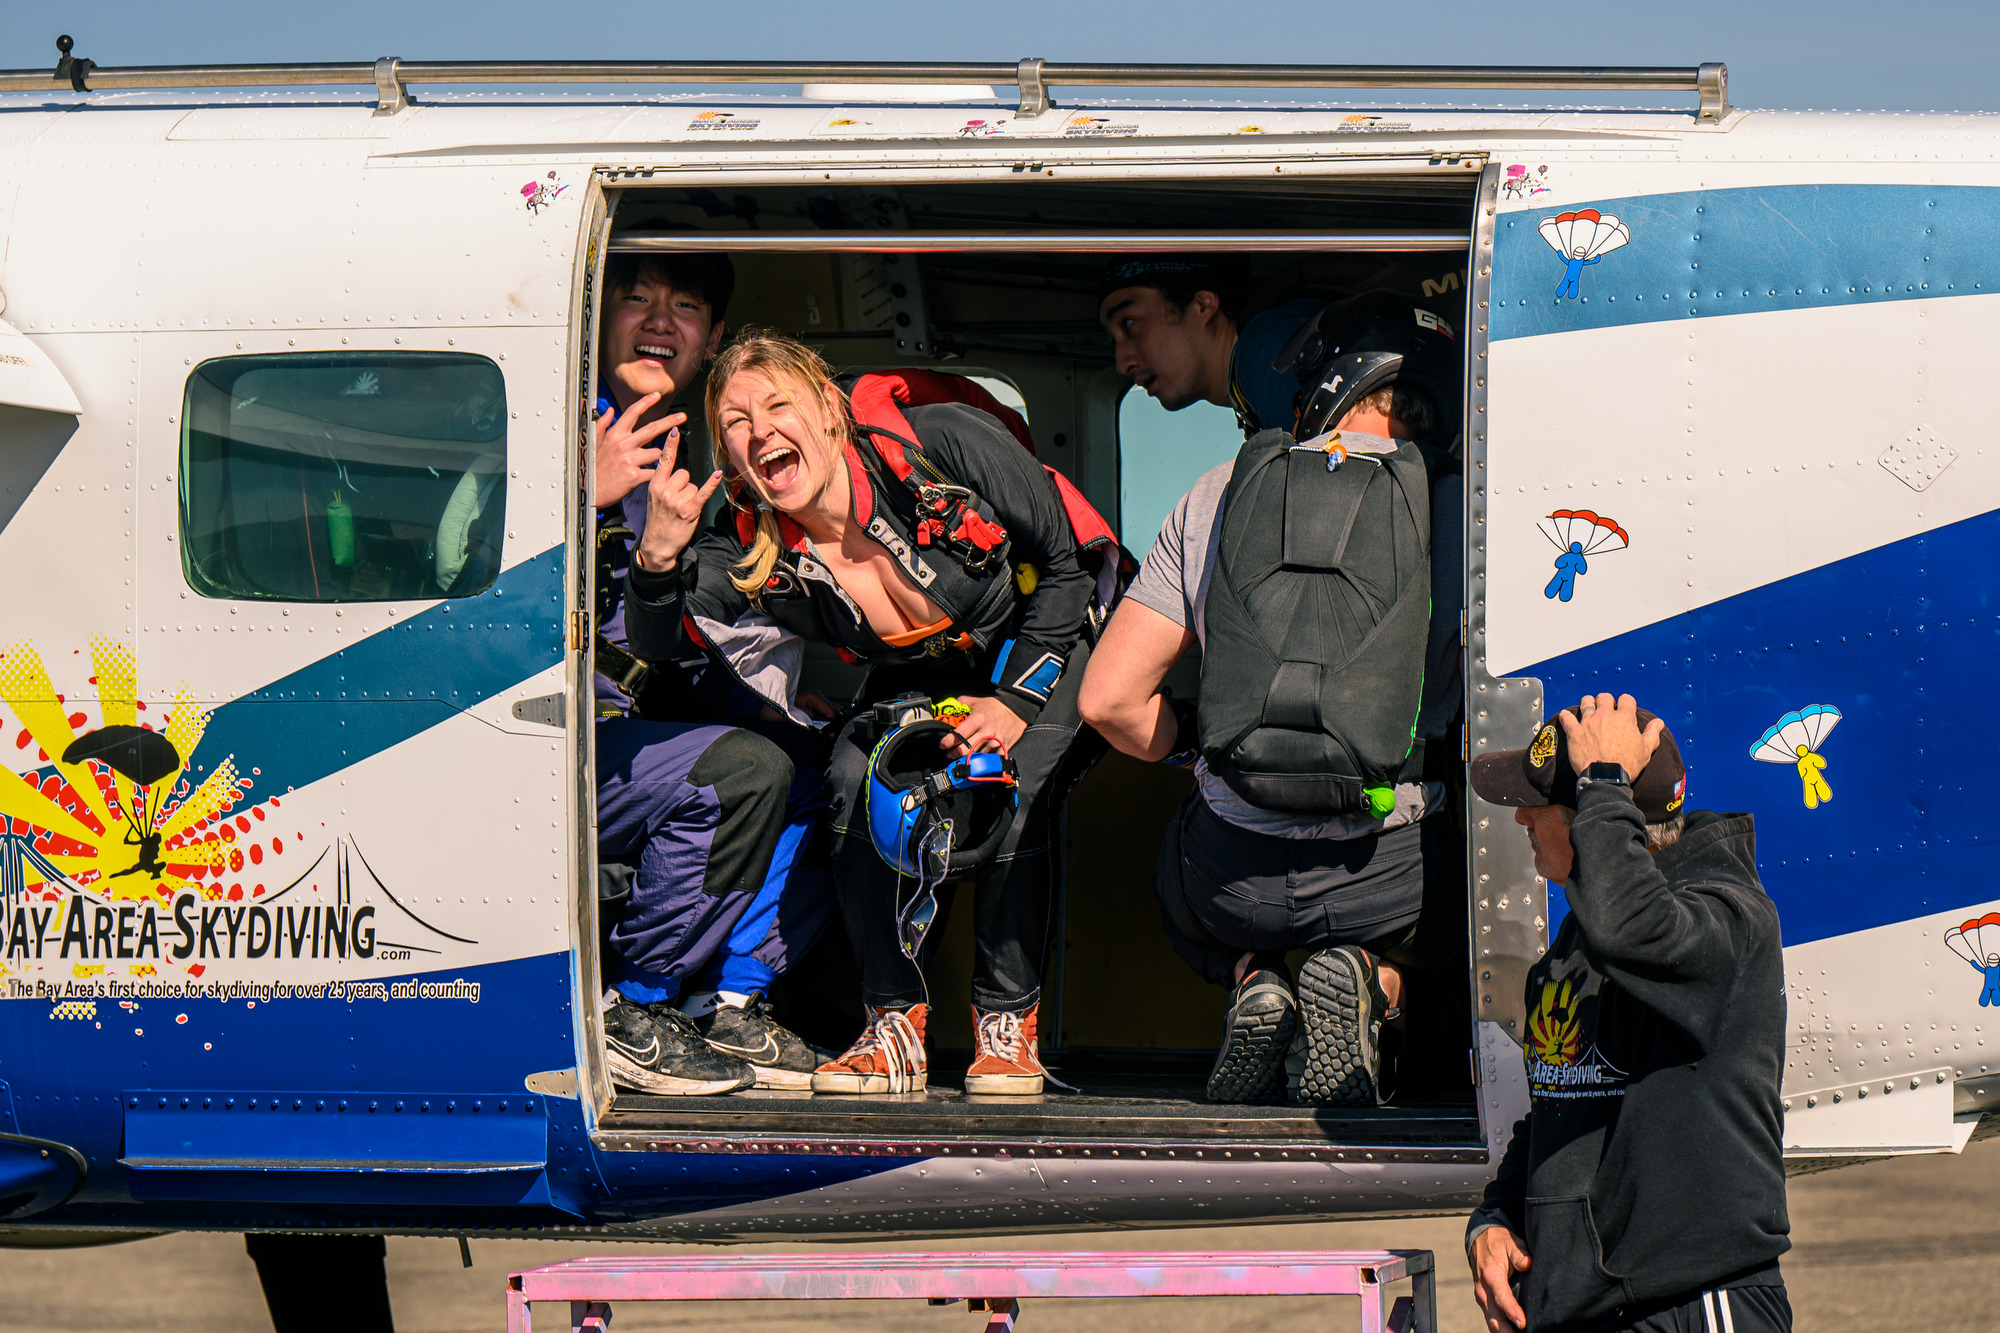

{"left": 1750, "top": 705, "right": 1842, "bottom": 809}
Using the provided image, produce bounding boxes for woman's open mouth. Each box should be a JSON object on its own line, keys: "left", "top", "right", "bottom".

{"left": 755, "top": 444, "right": 802, "bottom": 491}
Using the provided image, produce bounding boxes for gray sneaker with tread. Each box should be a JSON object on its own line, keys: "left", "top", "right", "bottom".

{"left": 1289, "top": 946, "right": 1383, "bottom": 1107}
{"left": 1206, "top": 968, "right": 1298, "bottom": 1103}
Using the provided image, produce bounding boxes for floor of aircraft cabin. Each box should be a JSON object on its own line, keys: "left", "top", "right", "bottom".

{"left": 604, "top": 1064, "right": 1482, "bottom": 1143}
{"left": 6, "top": 1129, "right": 1996, "bottom": 1332}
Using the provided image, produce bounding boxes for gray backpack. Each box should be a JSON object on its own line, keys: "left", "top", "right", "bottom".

{"left": 1198, "top": 428, "right": 1432, "bottom": 817}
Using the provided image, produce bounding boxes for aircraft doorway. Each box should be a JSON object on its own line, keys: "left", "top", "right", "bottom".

{"left": 582, "top": 170, "right": 1490, "bottom": 1154}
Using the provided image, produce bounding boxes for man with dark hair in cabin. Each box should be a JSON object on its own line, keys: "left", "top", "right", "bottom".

{"left": 1095, "top": 254, "right": 1329, "bottom": 435}
{"left": 1465, "top": 694, "right": 1791, "bottom": 1333}
{"left": 1097, "top": 255, "right": 1256, "bottom": 414}
{"left": 1084, "top": 274, "right": 1469, "bottom": 1108}
{"left": 590, "top": 247, "right": 836, "bottom": 1097}
{"left": 1079, "top": 292, "right": 1468, "bottom": 1109}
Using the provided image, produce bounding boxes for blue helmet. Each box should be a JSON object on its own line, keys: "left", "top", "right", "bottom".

{"left": 864, "top": 719, "right": 1018, "bottom": 879}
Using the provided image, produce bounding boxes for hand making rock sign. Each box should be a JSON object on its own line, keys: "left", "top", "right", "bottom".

{"left": 632, "top": 409, "right": 725, "bottom": 573}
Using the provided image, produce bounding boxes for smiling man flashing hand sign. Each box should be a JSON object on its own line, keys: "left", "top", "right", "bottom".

{"left": 1465, "top": 693, "right": 1793, "bottom": 1333}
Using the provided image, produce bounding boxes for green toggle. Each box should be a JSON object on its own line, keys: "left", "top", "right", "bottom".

{"left": 327, "top": 491, "right": 355, "bottom": 569}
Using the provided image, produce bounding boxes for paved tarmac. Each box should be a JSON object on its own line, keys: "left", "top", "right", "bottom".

{"left": 7, "top": 1136, "right": 1997, "bottom": 1332}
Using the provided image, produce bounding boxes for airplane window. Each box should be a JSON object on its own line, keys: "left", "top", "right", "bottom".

{"left": 966, "top": 375, "right": 1029, "bottom": 425}
{"left": 1116, "top": 385, "right": 1239, "bottom": 558}
{"left": 178, "top": 352, "right": 508, "bottom": 602}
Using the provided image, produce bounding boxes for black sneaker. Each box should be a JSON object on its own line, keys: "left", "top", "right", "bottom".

{"left": 603, "top": 994, "right": 754, "bottom": 1096}
{"left": 695, "top": 994, "right": 828, "bottom": 1092}
{"left": 1289, "top": 946, "right": 1383, "bottom": 1107}
{"left": 1207, "top": 968, "right": 1298, "bottom": 1103}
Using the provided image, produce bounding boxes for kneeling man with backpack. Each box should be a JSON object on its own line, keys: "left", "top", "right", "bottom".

{"left": 1080, "top": 290, "right": 1464, "bottom": 1105}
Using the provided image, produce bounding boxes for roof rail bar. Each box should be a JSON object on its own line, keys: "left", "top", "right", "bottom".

{"left": 2, "top": 41, "right": 1731, "bottom": 122}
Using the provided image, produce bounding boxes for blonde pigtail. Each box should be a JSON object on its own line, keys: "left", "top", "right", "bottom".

{"left": 731, "top": 505, "right": 784, "bottom": 598}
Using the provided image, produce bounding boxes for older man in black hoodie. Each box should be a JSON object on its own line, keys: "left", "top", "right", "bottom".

{"left": 1465, "top": 693, "right": 1791, "bottom": 1333}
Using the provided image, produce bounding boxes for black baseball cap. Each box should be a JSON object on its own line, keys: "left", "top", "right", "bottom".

{"left": 1470, "top": 706, "right": 1688, "bottom": 822}
{"left": 1097, "top": 255, "right": 1251, "bottom": 309}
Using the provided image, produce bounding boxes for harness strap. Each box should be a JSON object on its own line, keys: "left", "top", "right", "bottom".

{"left": 594, "top": 632, "right": 652, "bottom": 697}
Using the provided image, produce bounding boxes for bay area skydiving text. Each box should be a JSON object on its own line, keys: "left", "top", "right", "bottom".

{"left": 1527, "top": 1048, "right": 1630, "bottom": 1100}
{"left": 1, "top": 892, "right": 379, "bottom": 962}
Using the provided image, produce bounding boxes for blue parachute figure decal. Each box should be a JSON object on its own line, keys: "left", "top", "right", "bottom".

{"left": 1750, "top": 704, "right": 1843, "bottom": 809}
{"left": 1945, "top": 912, "right": 2000, "bottom": 1007}
{"left": 1537, "top": 509, "right": 1628, "bottom": 602}
{"left": 1538, "top": 209, "right": 1631, "bottom": 299}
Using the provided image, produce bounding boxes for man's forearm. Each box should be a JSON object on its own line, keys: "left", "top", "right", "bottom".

{"left": 1092, "top": 690, "right": 1180, "bottom": 762}
{"left": 1076, "top": 598, "right": 1198, "bottom": 761}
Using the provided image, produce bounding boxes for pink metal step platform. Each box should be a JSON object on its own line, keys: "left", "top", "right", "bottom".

{"left": 507, "top": 1249, "right": 1436, "bottom": 1333}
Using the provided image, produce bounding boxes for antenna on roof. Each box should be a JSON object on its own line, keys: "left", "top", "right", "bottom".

{"left": 53, "top": 35, "right": 94, "bottom": 93}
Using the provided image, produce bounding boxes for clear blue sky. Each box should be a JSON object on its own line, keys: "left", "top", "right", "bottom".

{"left": 5, "top": 1, "right": 1997, "bottom": 113}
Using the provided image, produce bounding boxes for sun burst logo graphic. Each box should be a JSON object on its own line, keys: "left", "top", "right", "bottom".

{"left": 1, "top": 638, "right": 286, "bottom": 906}
{"left": 1529, "top": 979, "right": 1584, "bottom": 1068}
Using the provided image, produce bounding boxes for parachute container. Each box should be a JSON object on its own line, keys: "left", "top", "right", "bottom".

{"left": 1538, "top": 509, "right": 1629, "bottom": 555}
{"left": 1750, "top": 704, "right": 1843, "bottom": 764}
{"left": 1946, "top": 912, "right": 2000, "bottom": 967}
{"left": 1538, "top": 209, "right": 1631, "bottom": 262}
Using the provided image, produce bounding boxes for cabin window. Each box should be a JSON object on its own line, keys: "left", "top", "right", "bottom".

{"left": 1116, "top": 386, "right": 1239, "bottom": 557}
{"left": 178, "top": 352, "right": 508, "bottom": 602}
{"left": 966, "top": 374, "right": 1030, "bottom": 426}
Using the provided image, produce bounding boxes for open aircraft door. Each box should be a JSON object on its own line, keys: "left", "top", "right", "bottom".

{"left": 1475, "top": 151, "right": 1995, "bottom": 1162}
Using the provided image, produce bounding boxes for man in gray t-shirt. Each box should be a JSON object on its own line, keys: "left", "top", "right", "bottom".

{"left": 1080, "top": 393, "right": 1466, "bottom": 1108}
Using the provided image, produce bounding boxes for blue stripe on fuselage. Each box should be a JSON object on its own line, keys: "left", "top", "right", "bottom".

{"left": 185, "top": 546, "right": 565, "bottom": 796}
{"left": 1493, "top": 183, "right": 2000, "bottom": 342}
{"left": 1515, "top": 508, "right": 2000, "bottom": 948}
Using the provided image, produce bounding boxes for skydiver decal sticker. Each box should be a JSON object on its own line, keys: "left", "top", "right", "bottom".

{"left": 1945, "top": 912, "right": 2000, "bottom": 1007}
{"left": 1539, "top": 209, "right": 1630, "bottom": 299}
{"left": 1007, "top": 652, "right": 1065, "bottom": 703}
{"left": 0, "top": 639, "right": 288, "bottom": 909}
{"left": 1335, "top": 114, "right": 1413, "bottom": 133}
{"left": 1749, "top": 704, "right": 1843, "bottom": 809}
{"left": 1538, "top": 509, "right": 1628, "bottom": 602}
{"left": 520, "top": 172, "right": 567, "bottom": 215}
{"left": 1061, "top": 115, "right": 1139, "bottom": 138}
{"left": 688, "top": 111, "right": 760, "bottom": 133}
{"left": 1500, "top": 164, "right": 1552, "bottom": 201}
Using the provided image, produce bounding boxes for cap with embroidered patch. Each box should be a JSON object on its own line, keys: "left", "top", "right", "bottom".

{"left": 1470, "top": 705, "right": 1687, "bottom": 822}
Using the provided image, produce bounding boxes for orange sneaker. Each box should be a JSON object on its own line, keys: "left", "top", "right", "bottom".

{"left": 811, "top": 1004, "right": 928, "bottom": 1094}
{"left": 965, "top": 1004, "right": 1048, "bottom": 1095}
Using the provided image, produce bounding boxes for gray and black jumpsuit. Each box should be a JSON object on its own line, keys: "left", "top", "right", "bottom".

{"left": 624, "top": 402, "right": 1100, "bottom": 1015}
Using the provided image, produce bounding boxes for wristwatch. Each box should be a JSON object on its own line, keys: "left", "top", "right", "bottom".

{"left": 1576, "top": 761, "right": 1631, "bottom": 793}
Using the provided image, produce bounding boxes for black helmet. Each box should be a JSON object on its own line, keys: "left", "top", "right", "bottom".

{"left": 1272, "top": 289, "right": 1462, "bottom": 444}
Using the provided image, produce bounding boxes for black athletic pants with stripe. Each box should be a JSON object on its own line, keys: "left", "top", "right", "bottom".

{"left": 1571, "top": 1280, "right": 1792, "bottom": 1333}
{"left": 825, "top": 643, "right": 1101, "bottom": 1015}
